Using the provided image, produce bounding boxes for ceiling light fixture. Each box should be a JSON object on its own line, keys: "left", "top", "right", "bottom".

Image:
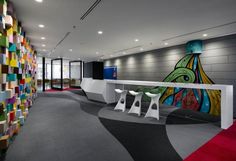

{"left": 42, "top": 44, "right": 46, "bottom": 47}
{"left": 96, "top": 52, "right": 99, "bottom": 55}
{"left": 35, "top": 0, "right": 43, "bottom": 3}
{"left": 164, "top": 42, "right": 169, "bottom": 46}
{"left": 134, "top": 39, "right": 139, "bottom": 42}
{"left": 98, "top": 31, "right": 103, "bottom": 35}
{"left": 140, "top": 48, "right": 144, "bottom": 51}
{"left": 38, "top": 24, "right": 45, "bottom": 28}
{"left": 69, "top": 49, "right": 73, "bottom": 52}
{"left": 122, "top": 52, "right": 126, "bottom": 55}
{"left": 41, "top": 37, "right": 45, "bottom": 40}
{"left": 203, "top": 34, "right": 208, "bottom": 37}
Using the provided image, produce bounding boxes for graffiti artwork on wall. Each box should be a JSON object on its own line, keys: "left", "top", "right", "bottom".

{"left": 138, "top": 40, "right": 221, "bottom": 116}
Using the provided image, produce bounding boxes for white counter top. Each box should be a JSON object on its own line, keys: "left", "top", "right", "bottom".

{"left": 106, "top": 80, "right": 232, "bottom": 90}
{"left": 82, "top": 78, "right": 233, "bottom": 129}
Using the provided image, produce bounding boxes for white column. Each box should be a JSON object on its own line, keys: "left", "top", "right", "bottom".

{"left": 221, "top": 85, "right": 234, "bottom": 129}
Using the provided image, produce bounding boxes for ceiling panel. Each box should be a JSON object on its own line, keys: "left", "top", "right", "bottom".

{"left": 10, "top": 0, "right": 236, "bottom": 61}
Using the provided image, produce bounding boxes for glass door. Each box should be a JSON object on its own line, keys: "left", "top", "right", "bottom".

{"left": 51, "top": 58, "right": 63, "bottom": 90}
{"left": 36, "top": 57, "right": 43, "bottom": 91}
{"left": 69, "top": 61, "right": 82, "bottom": 88}
{"left": 63, "top": 59, "right": 70, "bottom": 89}
{"left": 45, "top": 58, "right": 52, "bottom": 90}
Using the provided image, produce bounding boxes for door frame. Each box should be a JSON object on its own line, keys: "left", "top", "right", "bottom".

{"left": 51, "top": 58, "right": 63, "bottom": 90}
{"left": 69, "top": 60, "right": 82, "bottom": 88}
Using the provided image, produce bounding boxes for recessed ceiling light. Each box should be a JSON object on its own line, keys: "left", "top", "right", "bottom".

{"left": 78, "top": 58, "right": 81, "bottom": 60}
{"left": 203, "top": 34, "right": 208, "bottom": 37}
{"left": 140, "top": 48, "right": 144, "bottom": 51}
{"left": 69, "top": 49, "right": 73, "bottom": 52}
{"left": 164, "top": 42, "right": 169, "bottom": 46}
{"left": 42, "top": 44, "right": 46, "bottom": 47}
{"left": 35, "top": 0, "right": 43, "bottom": 3}
{"left": 96, "top": 52, "right": 99, "bottom": 55}
{"left": 38, "top": 24, "right": 45, "bottom": 28}
{"left": 41, "top": 37, "right": 45, "bottom": 40}
{"left": 134, "top": 39, "right": 139, "bottom": 42}
{"left": 98, "top": 31, "right": 103, "bottom": 35}
{"left": 122, "top": 52, "right": 126, "bottom": 55}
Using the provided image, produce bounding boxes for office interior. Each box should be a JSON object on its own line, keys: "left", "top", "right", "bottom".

{"left": 0, "top": 0, "right": 236, "bottom": 161}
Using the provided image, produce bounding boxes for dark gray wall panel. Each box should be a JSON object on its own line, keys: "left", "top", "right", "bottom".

{"left": 200, "top": 56, "right": 228, "bottom": 64}
{"left": 104, "top": 34, "right": 236, "bottom": 116}
{"left": 229, "top": 55, "right": 236, "bottom": 63}
{"left": 83, "top": 62, "right": 93, "bottom": 78}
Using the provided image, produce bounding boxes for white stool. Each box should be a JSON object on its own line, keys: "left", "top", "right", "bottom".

{"left": 145, "top": 92, "right": 161, "bottom": 120}
{"left": 114, "top": 89, "right": 128, "bottom": 112}
{"left": 128, "top": 91, "right": 143, "bottom": 116}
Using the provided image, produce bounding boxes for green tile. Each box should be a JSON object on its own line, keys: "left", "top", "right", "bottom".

{"left": 0, "top": 36, "right": 9, "bottom": 48}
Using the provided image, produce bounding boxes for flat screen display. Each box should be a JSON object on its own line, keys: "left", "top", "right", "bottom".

{"left": 104, "top": 66, "right": 117, "bottom": 80}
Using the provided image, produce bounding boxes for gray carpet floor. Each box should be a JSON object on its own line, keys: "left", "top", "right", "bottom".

{"left": 98, "top": 106, "right": 221, "bottom": 159}
{"left": 1, "top": 91, "right": 222, "bottom": 161}
{"left": 3, "top": 93, "right": 133, "bottom": 161}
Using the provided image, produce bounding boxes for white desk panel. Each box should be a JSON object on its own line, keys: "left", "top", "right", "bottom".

{"left": 81, "top": 79, "right": 233, "bottom": 129}
{"left": 81, "top": 78, "right": 116, "bottom": 103}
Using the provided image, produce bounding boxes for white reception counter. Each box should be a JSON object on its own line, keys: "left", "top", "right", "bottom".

{"left": 81, "top": 78, "right": 233, "bottom": 129}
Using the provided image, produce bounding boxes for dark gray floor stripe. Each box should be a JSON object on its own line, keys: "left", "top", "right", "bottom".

{"left": 99, "top": 117, "right": 182, "bottom": 161}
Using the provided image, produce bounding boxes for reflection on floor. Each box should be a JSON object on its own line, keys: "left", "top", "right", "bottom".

{"left": 1, "top": 91, "right": 230, "bottom": 161}
{"left": 100, "top": 117, "right": 182, "bottom": 161}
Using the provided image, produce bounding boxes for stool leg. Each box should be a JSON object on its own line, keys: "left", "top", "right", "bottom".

{"left": 114, "top": 93, "right": 127, "bottom": 112}
{"left": 145, "top": 98, "right": 159, "bottom": 120}
{"left": 128, "top": 94, "right": 142, "bottom": 116}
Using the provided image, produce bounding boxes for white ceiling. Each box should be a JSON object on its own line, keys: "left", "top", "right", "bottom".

{"left": 11, "top": 0, "right": 236, "bottom": 61}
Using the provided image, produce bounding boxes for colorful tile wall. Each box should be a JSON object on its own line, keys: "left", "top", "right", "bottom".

{"left": 0, "top": 0, "right": 37, "bottom": 150}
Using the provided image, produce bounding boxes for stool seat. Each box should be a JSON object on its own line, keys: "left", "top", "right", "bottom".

{"left": 145, "top": 92, "right": 161, "bottom": 120}
{"left": 128, "top": 91, "right": 143, "bottom": 116}
{"left": 145, "top": 92, "right": 159, "bottom": 98}
{"left": 129, "top": 90, "right": 142, "bottom": 96}
{"left": 115, "top": 89, "right": 124, "bottom": 94}
{"left": 114, "top": 89, "right": 128, "bottom": 112}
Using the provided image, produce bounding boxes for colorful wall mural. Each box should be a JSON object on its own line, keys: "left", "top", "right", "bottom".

{"left": 139, "top": 40, "right": 221, "bottom": 116}
{"left": 0, "top": 0, "right": 37, "bottom": 150}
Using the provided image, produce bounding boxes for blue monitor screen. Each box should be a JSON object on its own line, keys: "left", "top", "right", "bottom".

{"left": 104, "top": 66, "right": 117, "bottom": 80}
